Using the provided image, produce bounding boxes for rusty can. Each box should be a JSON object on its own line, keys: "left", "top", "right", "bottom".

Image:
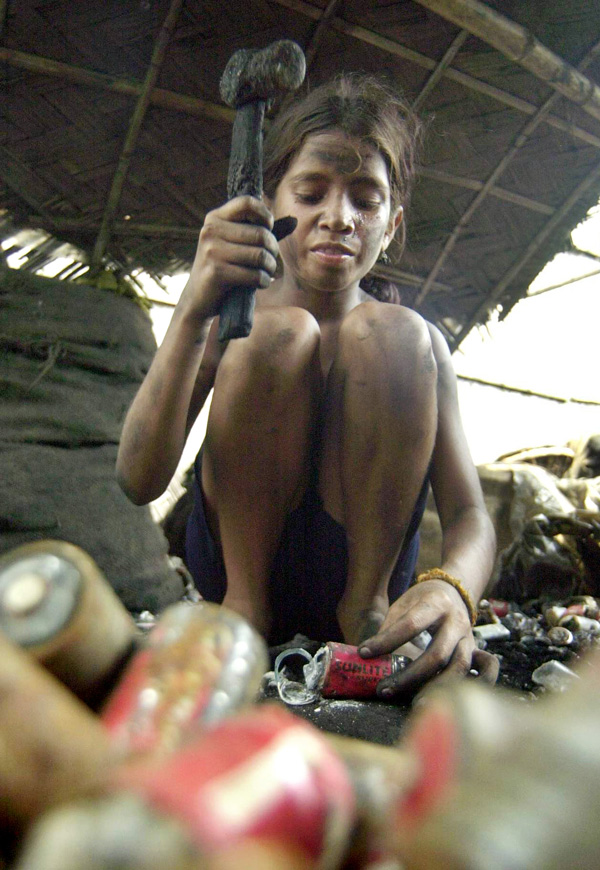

{"left": 275, "top": 642, "right": 410, "bottom": 703}
{"left": 319, "top": 642, "right": 410, "bottom": 699}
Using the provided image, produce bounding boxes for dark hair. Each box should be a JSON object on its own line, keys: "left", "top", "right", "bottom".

{"left": 263, "top": 73, "right": 423, "bottom": 301}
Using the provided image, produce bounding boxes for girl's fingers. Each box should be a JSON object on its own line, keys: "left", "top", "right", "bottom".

{"left": 374, "top": 623, "right": 460, "bottom": 698}
{"left": 217, "top": 239, "right": 278, "bottom": 278}
{"left": 202, "top": 219, "right": 279, "bottom": 262}
{"left": 358, "top": 606, "right": 428, "bottom": 659}
{"left": 471, "top": 648, "right": 500, "bottom": 685}
{"left": 216, "top": 262, "right": 275, "bottom": 290}
{"left": 414, "top": 636, "right": 477, "bottom": 695}
{"left": 217, "top": 195, "right": 275, "bottom": 228}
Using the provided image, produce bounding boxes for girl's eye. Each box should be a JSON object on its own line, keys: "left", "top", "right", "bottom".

{"left": 354, "top": 195, "right": 381, "bottom": 210}
{"left": 296, "top": 192, "right": 323, "bottom": 204}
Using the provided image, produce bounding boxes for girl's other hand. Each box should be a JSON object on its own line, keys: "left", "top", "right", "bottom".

{"left": 358, "top": 580, "right": 499, "bottom": 697}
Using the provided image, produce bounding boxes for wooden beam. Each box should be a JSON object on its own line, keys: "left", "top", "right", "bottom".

{"left": 304, "top": 0, "right": 344, "bottom": 70}
{"left": 418, "top": 167, "right": 554, "bottom": 215}
{"left": 412, "top": 29, "right": 469, "bottom": 111}
{"left": 269, "top": 0, "right": 600, "bottom": 151}
{"left": 451, "top": 155, "right": 600, "bottom": 349}
{"left": 415, "top": 35, "right": 600, "bottom": 307}
{"left": 456, "top": 373, "right": 600, "bottom": 406}
{"left": 91, "top": 0, "right": 185, "bottom": 269}
{"left": 0, "top": 48, "right": 234, "bottom": 124}
{"left": 414, "top": 0, "right": 600, "bottom": 124}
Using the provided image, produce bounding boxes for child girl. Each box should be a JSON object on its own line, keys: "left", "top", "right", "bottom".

{"left": 117, "top": 74, "right": 498, "bottom": 696}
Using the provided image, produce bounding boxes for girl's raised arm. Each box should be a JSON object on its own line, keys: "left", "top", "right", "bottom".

{"left": 116, "top": 304, "right": 219, "bottom": 505}
{"left": 117, "top": 196, "right": 279, "bottom": 505}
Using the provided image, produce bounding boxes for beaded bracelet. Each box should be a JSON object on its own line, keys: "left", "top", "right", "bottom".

{"left": 415, "top": 568, "right": 478, "bottom": 626}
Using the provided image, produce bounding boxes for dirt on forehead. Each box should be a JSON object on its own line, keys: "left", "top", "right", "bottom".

{"left": 299, "top": 131, "right": 384, "bottom": 177}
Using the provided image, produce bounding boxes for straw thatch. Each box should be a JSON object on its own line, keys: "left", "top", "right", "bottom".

{"left": 1, "top": 0, "right": 600, "bottom": 348}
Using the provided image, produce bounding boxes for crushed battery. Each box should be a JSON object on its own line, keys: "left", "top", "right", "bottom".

{"left": 274, "top": 642, "right": 411, "bottom": 705}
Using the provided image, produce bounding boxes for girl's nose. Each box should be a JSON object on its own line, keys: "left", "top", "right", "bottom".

{"left": 319, "top": 192, "right": 354, "bottom": 234}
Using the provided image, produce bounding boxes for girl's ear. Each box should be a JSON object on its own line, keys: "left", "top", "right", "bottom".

{"left": 383, "top": 205, "right": 404, "bottom": 250}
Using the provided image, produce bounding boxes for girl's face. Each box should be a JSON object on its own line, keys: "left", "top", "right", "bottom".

{"left": 267, "top": 129, "right": 402, "bottom": 296}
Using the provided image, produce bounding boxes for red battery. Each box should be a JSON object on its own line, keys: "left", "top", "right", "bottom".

{"left": 488, "top": 599, "right": 510, "bottom": 618}
{"left": 319, "top": 643, "right": 409, "bottom": 699}
{"left": 274, "top": 643, "right": 410, "bottom": 704}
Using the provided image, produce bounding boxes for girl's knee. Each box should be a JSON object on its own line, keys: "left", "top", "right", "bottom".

{"left": 240, "top": 306, "right": 319, "bottom": 356}
{"left": 219, "top": 306, "right": 321, "bottom": 382}
{"left": 340, "top": 302, "right": 435, "bottom": 369}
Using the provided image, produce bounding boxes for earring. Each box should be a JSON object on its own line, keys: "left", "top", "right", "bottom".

{"left": 377, "top": 249, "right": 391, "bottom": 266}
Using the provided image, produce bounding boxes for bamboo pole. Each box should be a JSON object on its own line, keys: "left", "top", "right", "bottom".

{"left": 0, "top": 48, "right": 234, "bottom": 123}
{"left": 456, "top": 373, "right": 600, "bottom": 406}
{"left": 414, "top": 0, "right": 600, "bottom": 124}
{"left": 528, "top": 266, "right": 600, "bottom": 297}
{"left": 24, "top": 215, "right": 454, "bottom": 293}
{"left": 269, "top": 0, "right": 600, "bottom": 150}
{"left": 304, "top": 0, "right": 344, "bottom": 69}
{"left": 91, "top": 0, "right": 185, "bottom": 269}
{"left": 415, "top": 35, "right": 600, "bottom": 307}
{"left": 418, "top": 167, "right": 554, "bottom": 215}
{"left": 412, "top": 29, "right": 469, "bottom": 111}
{"left": 370, "top": 262, "right": 454, "bottom": 293}
{"left": 2, "top": 34, "right": 600, "bottom": 152}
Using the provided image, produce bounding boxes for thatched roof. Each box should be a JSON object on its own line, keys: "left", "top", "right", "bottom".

{"left": 2, "top": 0, "right": 600, "bottom": 348}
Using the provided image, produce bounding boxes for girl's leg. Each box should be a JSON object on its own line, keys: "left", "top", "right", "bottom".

{"left": 201, "top": 306, "right": 322, "bottom": 636}
{"left": 319, "top": 301, "right": 438, "bottom": 644}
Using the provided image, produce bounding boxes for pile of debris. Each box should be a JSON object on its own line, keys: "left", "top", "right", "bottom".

{"left": 475, "top": 594, "right": 598, "bottom": 690}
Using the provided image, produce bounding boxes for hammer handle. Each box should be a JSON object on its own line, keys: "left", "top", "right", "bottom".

{"left": 218, "top": 286, "right": 256, "bottom": 341}
{"left": 218, "top": 101, "right": 265, "bottom": 342}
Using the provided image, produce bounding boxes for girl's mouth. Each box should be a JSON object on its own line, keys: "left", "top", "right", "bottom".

{"left": 310, "top": 244, "right": 355, "bottom": 264}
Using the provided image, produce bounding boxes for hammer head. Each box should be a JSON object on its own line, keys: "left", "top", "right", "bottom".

{"left": 220, "top": 40, "right": 306, "bottom": 110}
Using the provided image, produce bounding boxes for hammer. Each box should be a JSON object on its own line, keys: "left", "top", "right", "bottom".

{"left": 218, "top": 40, "right": 306, "bottom": 342}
